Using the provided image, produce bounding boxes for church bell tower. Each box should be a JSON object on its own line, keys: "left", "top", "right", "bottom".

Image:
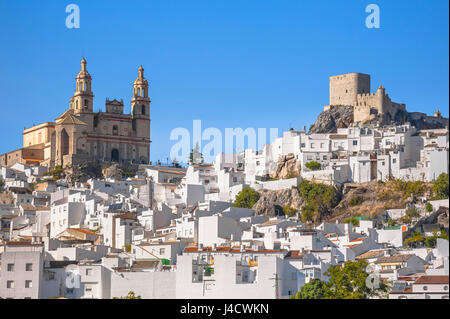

{"left": 131, "top": 65, "right": 150, "bottom": 117}
{"left": 71, "top": 57, "right": 94, "bottom": 114}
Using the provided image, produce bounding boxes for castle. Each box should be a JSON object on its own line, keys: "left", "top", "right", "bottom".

{"left": 323, "top": 72, "right": 407, "bottom": 124}
{"left": 1, "top": 58, "right": 151, "bottom": 168}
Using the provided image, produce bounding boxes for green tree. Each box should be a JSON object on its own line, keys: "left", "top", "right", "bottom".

{"left": 291, "top": 279, "right": 328, "bottom": 299}
{"left": 425, "top": 202, "right": 433, "bottom": 212}
{"left": 292, "top": 260, "right": 388, "bottom": 299}
{"left": 432, "top": 173, "right": 449, "bottom": 199}
{"left": 283, "top": 205, "right": 297, "bottom": 217}
{"left": 298, "top": 180, "right": 340, "bottom": 223}
{"left": 189, "top": 142, "right": 203, "bottom": 164}
{"left": 233, "top": 187, "right": 260, "bottom": 209}
{"left": 305, "top": 161, "right": 321, "bottom": 171}
{"left": 301, "top": 204, "right": 315, "bottom": 223}
{"left": 324, "top": 260, "right": 388, "bottom": 299}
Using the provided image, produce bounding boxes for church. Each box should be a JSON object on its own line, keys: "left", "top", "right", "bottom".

{"left": 11, "top": 58, "right": 151, "bottom": 168}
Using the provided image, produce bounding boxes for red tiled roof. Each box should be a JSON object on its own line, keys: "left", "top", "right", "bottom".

{"left": 69, "top": 228, "right": 98, "bottom": 236}
{"left": 285, "top": 250, "right": 304, "bottom": 259}
{"left": 414, "top": 275, "right": 449, "bottom": 285}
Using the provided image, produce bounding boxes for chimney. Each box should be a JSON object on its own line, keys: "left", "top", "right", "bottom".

{"left": 212, "top": 243, "right": 217, "bottom": 251}
{"left": 240, "top": 244, "right": 245, "bottom": 252}
{"left": 198, "top": 243, "right": 203, "bottom": 251}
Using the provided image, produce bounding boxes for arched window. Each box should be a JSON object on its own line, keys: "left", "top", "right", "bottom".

{"left": 142, "top": 105, "right": 146, "bottom": 115}
{"left": 112, "top": 125, "right": 118, "bottom": 136}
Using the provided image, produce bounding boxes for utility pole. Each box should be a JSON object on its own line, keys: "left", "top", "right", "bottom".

{"left": 270, "top": 273, "right": 282, "bottom": 299}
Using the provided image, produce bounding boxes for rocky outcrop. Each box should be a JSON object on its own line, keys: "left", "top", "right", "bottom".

{"left": 309, "top": 105, "right": 449, "bottom": 134}
{"left": 65, "top": 162, "right": 103, "bottom": 185}
{"left": 64, "top": 162, "right": 139, "bottom": 186}
{"left": 309, "top": 106, "right": 354, "bottom": 133}
{"left": 253, "top": 187, "right": 303, "bottom": 217}
{"left": 270, "top": 153, "right": 301, "bottom": 179}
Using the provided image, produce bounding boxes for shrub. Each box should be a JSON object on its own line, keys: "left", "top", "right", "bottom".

{"left": 344, "top": 217, "right": 360, "bottom": 227}
{"left": 425, "top": 202, "right": 433, "bottom": 212}
{"left": 400, "top": 215, "right": 412, "bottom": 224}
{"left": 305, "top": 161, "right": 321, "bottom": 171}
{"left": 234, "top": 187, "right": 260, "bottom": 209}
{"left": 298, "top": 180, "right": 340, "bottom": 222}
{"left": 301, "top": 204, "right": 315, "bottom": 223}
{"left": 387, "top": 219, "right": 396, "bottom": 227}
{"left": 348, "top": 195, "right": 364, "bottom": 207}
{"left": 283, "top": 205, "right": 297, "bottom": 217}
{"left": 406, "top": 208, "right": 420, "bottom": 218}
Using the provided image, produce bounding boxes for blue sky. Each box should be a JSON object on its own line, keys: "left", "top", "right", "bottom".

{"left": 0, "top": 0, "right": 448, "bottom": 164}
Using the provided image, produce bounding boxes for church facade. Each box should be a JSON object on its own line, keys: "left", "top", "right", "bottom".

{"left": 21, "top": 58, "right": 151, "bottom": 168}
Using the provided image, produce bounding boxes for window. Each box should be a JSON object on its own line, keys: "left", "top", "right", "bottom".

{"left": 142, "top": 105, "right": 146, "bottom": 115}
{"left": 160, "top": 248, "right": 166, "bottom": 255}
{"left": 310, "top": 143, "right": 315, "bottom": 149}
{"left": 7, "top": 264, "right": 14, "bottom": 272}
{"left": 444, "top": 286, "right": 448, "bottom": 291}
{"left": 423, "top": 286, "right": 428, "bottom": 291}
{"left": 323, "top": 156, "right": 327, "bottom": 160}
{"left": 25, "top": 280, "right": 32, "bottom": 288}
{"left": 256, "top": 161, "right": 260, "bottom": 166}
{"left": 6, "top": 281, "right": 14, "bottom": 289}
{"left": 26, "top": 263, "right": 33, "bottom": 271}
{"left": 86, "top": 269, "right": 93, "bottom": 276}
{"left": 393, "top": 159, "right": 397, "bottom": 164}
{"left": 382, "top": 161, "right": 385, "bottom": 166}
{"left": 353, "top": 141, "right": 358, "bottom": 146}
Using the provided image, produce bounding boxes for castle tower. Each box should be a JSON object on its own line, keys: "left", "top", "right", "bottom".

{"left": 329, "top": 73, "right": 371, "bottom": 106}
{"left": 131, "top": 65, "right": 150, "bottom": 117}
{"left": 71, "top": 58, "right": 94, "bottom": 114}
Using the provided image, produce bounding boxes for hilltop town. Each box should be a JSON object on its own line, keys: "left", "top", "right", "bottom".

{"left": 0, "top": 67, "right": 448, "bottom": 299}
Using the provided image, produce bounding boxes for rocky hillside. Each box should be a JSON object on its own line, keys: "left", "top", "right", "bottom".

{"left": 309, "top": 105, "right": 449, "bottom": 133}
{"left": 250, "top": 177, "right": 445, "bottom": 223}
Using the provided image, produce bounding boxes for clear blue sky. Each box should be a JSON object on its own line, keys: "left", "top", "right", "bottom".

{"left": 0, "top": 0, "right": 448, "bottom": 164}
